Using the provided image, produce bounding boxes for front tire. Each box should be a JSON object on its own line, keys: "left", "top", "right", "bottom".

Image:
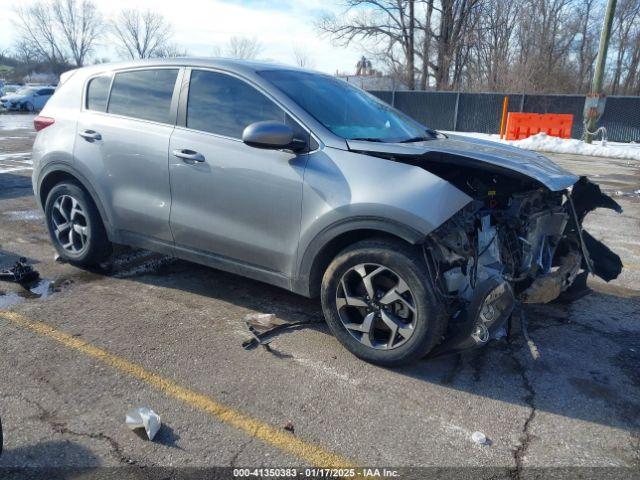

{"left": 23, "top": 101, "right": 34, "bottom": 112}
{"left": 44, "top": 182, "right": 111, "bottom": 266}
{"left": 321, "top": 238, "right": 447, "bottom": 366}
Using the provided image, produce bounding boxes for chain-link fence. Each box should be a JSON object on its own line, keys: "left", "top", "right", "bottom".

{"left": 369, "top": 91, "right": 640, "bottom": 143}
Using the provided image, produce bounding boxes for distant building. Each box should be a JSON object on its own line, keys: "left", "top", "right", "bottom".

{"left": 337, "top": 56, "right": 407, "bottom": 91}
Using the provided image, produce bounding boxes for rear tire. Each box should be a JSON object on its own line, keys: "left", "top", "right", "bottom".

{"left": 44, "top": 181, "right": 111, "bottom": 266}
{"left": 321, "top": 238, "right": 447, "bottom": 366}
{"left": 23, "top": 101, "right": 34, "bottom": 112}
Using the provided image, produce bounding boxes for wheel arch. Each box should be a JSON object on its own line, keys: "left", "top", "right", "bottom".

{"left": 292, "top": 217, "right": 425, "bottom": 298}
{"left": 37, "top": 164, "right": 115, "bottom": 240}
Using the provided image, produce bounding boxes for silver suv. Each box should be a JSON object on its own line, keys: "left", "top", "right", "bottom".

{"left": 32, "top": 58, "right": 622, "bottom": 366}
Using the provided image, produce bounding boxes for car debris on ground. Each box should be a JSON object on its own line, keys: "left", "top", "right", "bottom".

{"left": 471, "top": 431, "right": 490, "bottom": 446}
{"left": 283, "top": 421, "right": 295, "bottom": 434}
{"left": 242, "top": 313, "right": 321, "bottom": 351}
{"left": 0, "top": 257, "right": 39, "bottom": 285}
{"left": 125, "top": 407, "right": 162, "bottom": 441}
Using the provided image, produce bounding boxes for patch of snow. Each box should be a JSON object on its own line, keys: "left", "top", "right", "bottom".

{"left": 443, "top": 131, "right": 640, "bottom": 161}
{"left": 0, "top": 152, "right": 31, "bottom": 160}
{"left": 2, "top": 209, "right": 43, "bottom": 221}
{"left": 0, "top": 114, "right": 36, "bottom": 131}
{"left": 0, "top": 152, "right": 33, "bottom": 173}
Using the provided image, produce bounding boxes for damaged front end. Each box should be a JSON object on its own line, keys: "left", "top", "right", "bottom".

{"left": 425, "top": 175, "right": 623, "bottom": 357}
{"left": 345, "top": 137, "right": 624, "bottom": 357}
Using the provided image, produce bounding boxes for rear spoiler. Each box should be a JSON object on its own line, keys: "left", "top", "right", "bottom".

{"left": 58, "top": 69, "right": 79, "bottom": 88}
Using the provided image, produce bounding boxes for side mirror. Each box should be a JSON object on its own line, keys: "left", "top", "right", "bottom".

{"left": 242, "top": 121, "right": 306, "bottom": 151}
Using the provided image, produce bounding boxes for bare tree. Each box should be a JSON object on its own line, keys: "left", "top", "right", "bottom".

{"left": 15, "top": 0, "right": 101, "bottom": 67}
{"left": 572, "top": 0, "right": 602, "bottom": 93}
{"left": 52, "top": 0, "right": 102, "bottom": 66}
{"left": 111, "top": 9, "right": 174, "bottom": 59}
{"left": 293, "top": 47, "right": 316, "bottom": 68}
{"left": 12, "top": 40, "right": 44, "bottom": 67}
{"left": 429, "top": 0, "right": 485, "bottom": 90}
{"left": 510, "top": 0, "right": 579, "bottom": 93}
{"left": 314, "top": 0, "right": 640, "bottom": 94}
{"left": 317, "top": 1, "right": 418, "bottom": 89}
{"left": 155, "top": 43, "right": 189, "bottom": 58}
{"left": 416, "top": 0, "right": 434, "bottom": 89}
{"left": 15, "top": 2, "right": 65, "bottom": 66}
{"left": 465, "top": 0, "right": 517, "bottom": 91}
{"left": 610, "top": 0, "right": 640, "bottom": 93}
{"left": 621, "top": 29, "right": 640, "bottom": 94}
{"left": 226, "top": 37, "right": 263, "bottom": 60}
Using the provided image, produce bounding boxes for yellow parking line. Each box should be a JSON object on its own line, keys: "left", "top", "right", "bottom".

{"left": 623, "top": 263, "right": 640, "bottom": 272}
{"left": 0, "top": 310, "right": 354, "bottom": 468}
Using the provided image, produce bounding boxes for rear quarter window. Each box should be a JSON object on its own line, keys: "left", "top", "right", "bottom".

{"left": 86, "top": 75, "right": 111, "bottom": 112}
{"left": 108, "top": 69, "right": 178, "bottom": 124}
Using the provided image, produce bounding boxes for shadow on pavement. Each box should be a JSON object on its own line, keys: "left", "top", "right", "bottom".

{"left": 0, "top": 439, "right": 101, "bottom": 471}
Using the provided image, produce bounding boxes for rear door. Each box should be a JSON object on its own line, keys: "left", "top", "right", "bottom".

{"left": 168, "top": 69, "right": 310, "bottom": 275}
{"left": 74, "top": 68, "right": 182, "bottom": 247}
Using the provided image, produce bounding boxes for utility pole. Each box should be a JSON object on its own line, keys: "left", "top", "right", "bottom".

{"left": 584, "top": 0, "right": 617, "bottom": 143}
{"left": 408, "top": 0, "right": 415, "bottom": 90}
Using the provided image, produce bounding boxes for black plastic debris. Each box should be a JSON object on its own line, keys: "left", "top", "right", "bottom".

{"left": 242, "top": 313, "right": 319, "bottom": 351}
{"left": 0, "top": 257, "right": 40, "bottom": 285}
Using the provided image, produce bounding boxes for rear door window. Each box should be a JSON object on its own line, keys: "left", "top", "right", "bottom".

{"left": 186, "top": 70, "right": 285, "bottom": 138}
{"left": 86, "top": 75, "right": 111, "bottom": 112}
{"left": 108, "top": 69, "right": 179, "bottom": 124}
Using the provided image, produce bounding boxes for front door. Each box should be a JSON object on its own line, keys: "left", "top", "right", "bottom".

{"left": 168, "top": 69, "right": 308, "bottom": 275}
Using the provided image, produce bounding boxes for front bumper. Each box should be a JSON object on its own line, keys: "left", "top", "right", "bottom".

{"left": 0, "top": 101, "right": 20, "bottom": 110}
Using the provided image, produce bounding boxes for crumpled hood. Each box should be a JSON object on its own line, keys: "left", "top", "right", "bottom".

{"left": 347, "top": 133, "right": 579, "bottom": 192}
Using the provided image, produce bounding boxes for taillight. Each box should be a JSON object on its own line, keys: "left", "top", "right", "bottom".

{"left": 34, "top": 116, "right": 55, "bottom": 132}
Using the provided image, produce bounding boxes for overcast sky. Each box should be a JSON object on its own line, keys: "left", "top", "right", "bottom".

{"left": 0, "top": 0, "right": 365, "bottom": 74}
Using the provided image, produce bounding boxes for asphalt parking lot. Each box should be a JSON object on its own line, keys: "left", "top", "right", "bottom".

{"left": 0, "top": 113, "right": 639, "bottom": 477}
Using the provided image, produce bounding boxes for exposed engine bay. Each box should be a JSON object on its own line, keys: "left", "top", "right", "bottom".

{"left": 424, "top": 171, "right": 623, "bottom": 356}
{"left": 347, "top": 138, "right": 625, "bottom": 357}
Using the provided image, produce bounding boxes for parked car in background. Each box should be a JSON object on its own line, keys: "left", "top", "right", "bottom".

{"left": 0, "top": 83, "right": 22, "bottom": 97}
{"left": 0, "top": 86, "right": 55, "bottom": 111}
{"left": 31, "top": 59, "right": 623, "bottom": 366}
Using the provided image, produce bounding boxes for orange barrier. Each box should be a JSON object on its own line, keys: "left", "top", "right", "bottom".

{"left": 505, "top": 113, "right": 573, "bottom": 140}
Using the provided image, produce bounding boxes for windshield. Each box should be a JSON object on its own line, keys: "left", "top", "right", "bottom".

{"left": 258, "top": 70, "right": 432, "bottom": 143}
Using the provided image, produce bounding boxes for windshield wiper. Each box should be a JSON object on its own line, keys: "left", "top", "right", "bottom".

{"left": 399, "top": 129, "right": 439, "bottom": 142}
{"left": 349, "top": 137, "right": 386, "bottom": 142}
{"left": 398, "top": 136, "right": 430, "bottom": 143}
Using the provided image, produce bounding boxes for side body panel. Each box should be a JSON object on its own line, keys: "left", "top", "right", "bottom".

{"left": 293, "top": 147, "right": 472, "bottom": 294}
{"left": 74, "top": 112, "right": 175, "bottom": 243}
{"left": 32, "top": 72, "right": 85, "bottom": 194}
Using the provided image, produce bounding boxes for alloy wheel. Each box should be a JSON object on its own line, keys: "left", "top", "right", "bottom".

{"left": 51, "top": 195, "right": 90, "bottom": 253}
{"left": 335, "top": 263, "right": 417, "bottom": 350}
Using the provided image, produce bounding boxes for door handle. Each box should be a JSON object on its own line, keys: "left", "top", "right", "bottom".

{"left": 173, "top": 149, "right": 205, "bottom": 163}
{"left": 79, "top": 129, "right": 101, "bottom": 141}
